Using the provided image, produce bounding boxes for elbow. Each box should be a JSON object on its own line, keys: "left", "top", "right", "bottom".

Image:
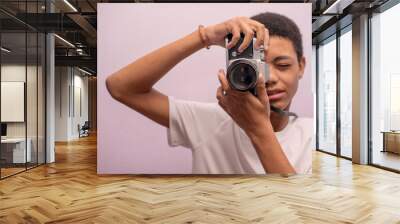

{"left": 106, "top": 74, "right": 150, "bottom": 103}
{"left": 106, "top": 75, "right": 124, "bottom": 102}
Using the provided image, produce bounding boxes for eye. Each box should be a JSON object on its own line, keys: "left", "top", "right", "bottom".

{"left": 277, "top": 64, "right": 291, "bottom": 69}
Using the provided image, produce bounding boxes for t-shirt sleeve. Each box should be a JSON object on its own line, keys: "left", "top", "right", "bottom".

{"left": 167, "top": 96, "right": 228, "bottom": 149}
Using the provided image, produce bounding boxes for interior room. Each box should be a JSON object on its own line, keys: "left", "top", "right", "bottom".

{"left": 0, "top": 0, "right": 399, "bottom": 223}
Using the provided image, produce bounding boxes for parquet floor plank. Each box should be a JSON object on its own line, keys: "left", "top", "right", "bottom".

{"left": 1, "top": 134, "right": 400, "bottom": 223}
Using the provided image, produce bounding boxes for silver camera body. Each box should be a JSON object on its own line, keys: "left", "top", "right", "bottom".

{"left": 225, "top": 33, "right": 269, "bottom": 96}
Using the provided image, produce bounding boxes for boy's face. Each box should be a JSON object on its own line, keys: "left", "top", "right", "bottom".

{"left": 264, "top": 36, "right": 305, "bottom": 111}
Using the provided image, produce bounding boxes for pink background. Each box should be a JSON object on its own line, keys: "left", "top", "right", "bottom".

{"left": 97, "top": 3, "right": 313, "bottom": 174}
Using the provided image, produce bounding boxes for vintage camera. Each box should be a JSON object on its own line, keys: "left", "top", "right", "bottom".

{"left": 225, "top": 33, "right": 269, "bottom": 96}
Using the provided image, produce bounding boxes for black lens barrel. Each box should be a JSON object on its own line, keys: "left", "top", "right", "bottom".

{"left": 227, "top": 60, "right": 258, "bottom": 91}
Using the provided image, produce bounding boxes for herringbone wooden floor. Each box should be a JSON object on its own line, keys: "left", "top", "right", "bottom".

{"left": 1, "top": 134, "right": 400, "bottom": 224}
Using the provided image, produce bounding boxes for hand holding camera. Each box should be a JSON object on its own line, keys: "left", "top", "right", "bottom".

{"left": 203, "top": 16, "right": 269, "bottom": 51}
{"left": 216, "top": 69, "right": 270, "bottom": 137}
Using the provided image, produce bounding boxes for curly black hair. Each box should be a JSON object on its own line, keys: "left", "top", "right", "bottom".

{"left": 251, "top": 12, "right": 303, "bottom": 62}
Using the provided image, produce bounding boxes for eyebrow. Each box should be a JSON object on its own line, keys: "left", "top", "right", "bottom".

{"left": 272, "top": 56, "right": 293, "bottom": 62}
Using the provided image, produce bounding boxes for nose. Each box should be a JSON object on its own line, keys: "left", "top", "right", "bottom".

{"left": 266, "top": 64, "right": 278, "bottom": 85}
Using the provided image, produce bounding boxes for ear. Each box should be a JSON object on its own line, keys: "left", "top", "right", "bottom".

{"left": 298, "top": 56, "right": 306, "bottom": 80}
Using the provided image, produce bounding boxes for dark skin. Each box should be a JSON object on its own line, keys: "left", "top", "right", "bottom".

{"left": 106, "top": 16, "right": 305, "bottom": 173}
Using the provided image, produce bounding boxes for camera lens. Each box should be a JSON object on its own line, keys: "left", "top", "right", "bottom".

{"left": 227, "top": 61, "right": 257, "bottom": 91}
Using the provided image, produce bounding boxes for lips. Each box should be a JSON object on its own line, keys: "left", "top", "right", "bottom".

{"left": 267, "top": 89, "right": 286, "bottom": 101}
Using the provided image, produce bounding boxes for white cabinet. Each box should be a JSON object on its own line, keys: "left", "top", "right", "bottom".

{"left": 1, "top": 138, "right": 32, "bottom": 163}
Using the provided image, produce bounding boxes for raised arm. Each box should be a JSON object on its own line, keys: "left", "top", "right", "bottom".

{"left": 105, "top": 29, "right": 205, "bottom": 127}
{"left": 105, "top": 17, "right": 268, "bottom": 127}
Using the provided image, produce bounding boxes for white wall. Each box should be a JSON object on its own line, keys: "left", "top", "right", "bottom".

{"left": 55, "top": 66, "right": 70, "bottom": 141}
{"left": 72, "top": 73, "right": 89, "bottom": 138}
{"left": 55, "top": 66, "right": 89, "bottom": 141}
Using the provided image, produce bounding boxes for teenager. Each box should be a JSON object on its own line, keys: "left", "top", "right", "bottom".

{"left": 106, "top": 12, "right": 313, "bottom": 174}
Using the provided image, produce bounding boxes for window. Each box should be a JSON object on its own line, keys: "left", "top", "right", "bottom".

{"left": 370, "top": 3, "right": 400, "bottom": 171}
{"left": 339, "top": 27, "right": 352, "bottom": 158}
{"left": 317, "top": 36, "right": 337, "bottom": 154}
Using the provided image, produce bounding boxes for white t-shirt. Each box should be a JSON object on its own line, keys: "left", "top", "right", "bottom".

{"left": 167, "top": 97, "right": 313, "bottom": 174}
